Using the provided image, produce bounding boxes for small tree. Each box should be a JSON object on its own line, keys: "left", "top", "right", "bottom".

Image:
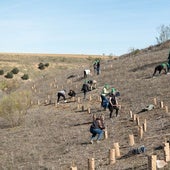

{"left": 156, "top": 24, "right": 170, "bottom": 44}
{"left": 11, "top": 67, "right": 19, "bottom": 74}
{"left": 0, "top": 70, "right": 4, "bottom": 75}
{"left": 38, "top": 63, "right": 45, "bottom": 70}
{"left": 5, "top": 72, "right": 13, "bottom": 79}
{"left": 21, "top": 74, "right": 29, "bottom": 80}
{"left": 44, "top": 63, "right": 49, "bottom": 67}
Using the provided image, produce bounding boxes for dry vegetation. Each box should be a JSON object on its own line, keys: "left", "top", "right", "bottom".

{"left": 0, "top": 42, "right": 170, "bottom": 170}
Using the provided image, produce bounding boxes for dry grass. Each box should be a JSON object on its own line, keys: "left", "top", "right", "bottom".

{"left": 0, "top": 46, "right": 170, "bottom": 169}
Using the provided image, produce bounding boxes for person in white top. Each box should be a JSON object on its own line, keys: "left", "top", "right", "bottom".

{"left": 57, "top": 90, "right": 67, "bottom": 104}
{"left": 84, "top": 69, "right": 91, "bottom": 78}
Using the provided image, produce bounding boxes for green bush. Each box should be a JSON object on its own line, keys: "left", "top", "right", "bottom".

{"left": 44, "top": 63, "right": 49, "bottom": 67}
{"left": 21, "top": 74, "right": 29, "bottom": 80}
{"left": 38, "top": 63, "right": 45, "bottom": 70}
{"left": 11, "top": 67, "right": 19, "bottom": 74}
{"left": 5, "top": 72, "right": 13, "bottom": 79}
{"left": 0, "top": 69, "right": 4, "bottom": 75}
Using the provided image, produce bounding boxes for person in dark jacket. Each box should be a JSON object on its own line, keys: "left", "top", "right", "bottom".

{"left": 108, "top": 93, "right": 120, "bottom": 118}
{"left": 96, "top": 59, "right": 100, "bottom": 75}
{"left": 68, "top": 90, "right": 76, "bottom": 98}
{"left": 152, "top": 63, "right": 168, "bottom": 76}
{"left": 90, "top": 116, "right": 105, "bottom": 144}
{"left": 87, "top": 80, "right": 97, "bottom": 90}
{"left": 81, "top": 81, "right": 90, "bottom": 99}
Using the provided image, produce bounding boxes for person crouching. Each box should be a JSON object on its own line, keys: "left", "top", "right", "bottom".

{"left": 90, "top": 116, "right": 105, "bottom": 144}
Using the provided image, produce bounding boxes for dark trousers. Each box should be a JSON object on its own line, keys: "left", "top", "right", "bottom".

{"left": 108, "top": 105, "right": 119, "bottom": 118}
{"left": 84, "top": 71, "right": 87, "bottom": 78}
{"left": 97, "top": 67, "right": 100, "bottom": 75}
{"left": 82, "top": 90, "right": 87, "bottom": 99}
{"left": 57, "top": 92, "right": 66, "bottom": 102}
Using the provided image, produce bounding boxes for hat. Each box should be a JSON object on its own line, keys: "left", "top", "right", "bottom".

{"left": 111, "top": 88, "right": 116, "bottom": 94}
{"left": 104, "top": 84, "right": 109, "bottom": 89}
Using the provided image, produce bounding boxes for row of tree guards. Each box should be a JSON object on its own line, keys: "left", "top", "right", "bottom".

{"left": 31, "top": 82, "right": 170, "bottom": 169}
{"left": 70, "top": 142, "right": 170, "bottom": 170}
{"left": 70, "top": 97, "right": 170, "bottom": 170}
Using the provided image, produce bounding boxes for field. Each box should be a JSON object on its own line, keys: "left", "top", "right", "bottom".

{"left": 0, "top": 41, "right": 170, "bottom": 170}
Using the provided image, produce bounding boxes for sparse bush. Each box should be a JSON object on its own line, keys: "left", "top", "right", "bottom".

{"left": 21, "top": 74, "right": 29, "bottom": 80}
{"left": 156, "top": 24, "right": 170, "bottom": 44}
{"left": 0, "top": 90, "right": 32, "bottom": 127}
{"left": 0, "top": 80, "right": 19, "bottom": 92}
{"left": 0, "top": 69, "right": 4, "bottom": 75}
{"left": 44, "top": 63, "right": 49, "bottom": 67}
{"left": 11, "top": 67, "right": 19, "bottom": 74}
{"left": 129, "top": 48, "right": 140, "bottom": 56}
{"left": 38, "top": 63, "right": 45, "bottom": 70}
{"left": 5, "top": 72, "right": 13, "bottom": 79}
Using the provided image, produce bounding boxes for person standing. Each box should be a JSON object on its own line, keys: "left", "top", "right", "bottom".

{"left": 101, "top": 84, "right": 110, "bottom": 110}
{"left": 108, "top": 92, "right": 120, "bottom": 118}
{"left": 81, "top": 81, "right": 90, "bottom": 99}
{"left": 96, "top": 59, "right": 100, "bottom": 75}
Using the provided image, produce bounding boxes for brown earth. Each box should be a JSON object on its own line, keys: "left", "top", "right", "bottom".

{"left": 0, "top": 41, "right": 170, "bottom": 169}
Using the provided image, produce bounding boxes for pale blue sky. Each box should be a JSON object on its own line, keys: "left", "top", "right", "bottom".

{"left": 0, "top": 0, "right": 169, "bottom": 56}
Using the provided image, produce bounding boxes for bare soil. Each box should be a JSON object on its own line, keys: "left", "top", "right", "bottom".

{"left": 0, "top": 41, "right": 170, "bottom": 170}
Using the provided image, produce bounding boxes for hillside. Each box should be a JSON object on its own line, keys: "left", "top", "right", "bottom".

{"left": 0, "top": 41, "right": 170, "bottom": 170}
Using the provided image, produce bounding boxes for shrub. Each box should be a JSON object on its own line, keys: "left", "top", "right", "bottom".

{"left": 38, "top": 63, "right": 45, "bottom": 70}
{"left": 0, "top": 90, "right": 32, "bottom": 127}
{"left": 44, "top": 63, "right": 49, "bottom": 67}
{"left": 21, "top": 74, "right": 29, "bottom": 80}
{"left": 11, "top": 67, "right": 19, "bottom": 74}
{"left": 5, "top": 72, "right": 13, "bottom": 79}
{"left": 0, "top": 69, "right": 4, "bottom": 75}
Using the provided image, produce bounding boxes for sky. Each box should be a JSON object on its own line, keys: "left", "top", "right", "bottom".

{"left": 0, "top": 0, "right": 169, "bottom": 56}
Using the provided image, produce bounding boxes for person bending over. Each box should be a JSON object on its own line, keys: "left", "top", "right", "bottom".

{"left": 57, "top": 90, "right": 67, "bottom": 104}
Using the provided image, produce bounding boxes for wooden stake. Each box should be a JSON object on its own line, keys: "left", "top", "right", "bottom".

{"left": 77, "top": 104, "right": 80, "bottom": 110}
{"left": 109, "top": 149, "right": 116, "bottom": 165}
{"left": 129, "top": 134, "right": 135, "bottom": 146}
{"left": 153, "top": 98, "right": 157, "bottom": 105}
{"left": 71, "top": 97, "right": 75, "bottom": 102}
{"left": 87, "top": 107, "right": 91, "bottom": 114}
{"left": 55, "top": 100, "right": 58, "bottom": 107}
{"left": 77, "top": 97, "right": 80, "bottom": 103}
{"left": 133, "top": 114, "right": 136, "bottom": 122}
{"left": 114, "top": 143, "right": 121, "bottom": 158}
{"left": 70, "top": 166, "right": 77, "bottom": 170}
{"left": 160, "top": 101, "right": 164, "bottom": 108}
{"left": 136, "top": 116, "right": 140, "bottom": 126}
{"left": 148, "top": 155, "right": 157, "bottom": 170}
{"left": 104, "top": 128, "right": 108, "bottom": 139}
{"left": 37, "top": 100, "right": 41, "bottom": 105}
{"left": 88, "top": 158, "right": 95, "bottom": 170}
{"left": 139, "top": 126, "right": 143, "bottom": 139}
{"left": 129, "top": 110, "right": 133, "bottom": 118}
{"left": 164, "top": 142, "right": 170, "bottom": 162}
{"left": 70, "top": 161, "right": 77, "bottom": 170}
{"left": 165, "top": 106, "right": 168, "bottom": 113}
{"left": 143, "top": 119, "right": 147, "bottom": 132}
